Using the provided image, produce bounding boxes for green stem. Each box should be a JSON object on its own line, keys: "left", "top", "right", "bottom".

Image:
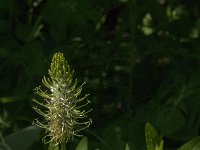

{"left": 61, "top": 142, "right": 66, "bottom": 150}
{"left": 126, "top": 0, "right": 137, "bottom": 115}
{"left": 48, "top": 142, "right": 59, "bottom": 150}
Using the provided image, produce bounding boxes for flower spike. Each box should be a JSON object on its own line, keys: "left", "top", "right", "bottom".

{"left": 33, "top": 52, "right": 92, "bottom": 145}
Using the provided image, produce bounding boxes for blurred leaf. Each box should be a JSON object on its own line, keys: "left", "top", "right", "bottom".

{"left": 158, "top": 107, "right": 185, "bottom": 136}
{"left": 0, "top": 96, "right": 28, "bottom": 103}
{"left": 84, "top": 129, "right": 112, "bottom": 150}
{"left": 4, "top": 126, "right": 41, "bottom": 150}
{"left": 167, "top": 124, "right": 198, "bottom": 141}
{"left": 0, "top": 133, "right": 12, "bottom": 150}
{"left": 75, "top": 136, "right": 88, "bottom": 150}
{"left": 155, "top": 141, "right": 164, "bottom": 150}
{"left": 0, "top": 143, "right": 12, "bottom": 150}
{"left": 145, "top": 122, "right": 163, "bottom": 150}
{"left": 178, "top": 136, "right": 200, "bottom": 150}
{"left": 15, "top": 24, "right": 32, "bottom": 41}
{"left": 125, "top": 143, "right": 130, "bottom": 150}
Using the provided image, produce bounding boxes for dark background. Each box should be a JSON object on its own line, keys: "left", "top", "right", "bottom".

{"left": 0, "top": 0, "right": 200, "bottom": 149}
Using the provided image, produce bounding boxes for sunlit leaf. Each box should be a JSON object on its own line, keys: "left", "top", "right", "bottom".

{"left": 145, "top": 122, "right": 163, "bottom": 150}
{"left": 178, "top": 136, "right": 200, "bottom": 150}
{"left": 125, "top": 143, "right": 130, "bottom": 150}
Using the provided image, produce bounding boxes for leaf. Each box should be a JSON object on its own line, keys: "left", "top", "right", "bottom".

{"left": 155, "top": 140, "right": 164, "bottom": 150}
{"left": 158, "top": 107, "right": 185, "bottom": 136}
{"left": 125, "top": 143, "right": 130, "bottom": 150}
{"left": 0, "top": 96, "right": 28, "bottom": 103}
{"left": 0, "top": 143, "right": 12, "bottom": 150}
{"left": 0, "top": 132, "right": 12, "bottom": 150}
{"left": 4, "top": 126, "right": 41, "bottom": 150}
{"left": 145, "top": 122, "right": 163, "bottom": 150}
{"left": 145, "top": 123, "right": 158, "bottom": 150}
{"left": 167, "top": 124, "right": 198, "bottom": 141}
{"left": 75, "top": 136, "right": 88, "bottom": 150}
{"left": 178, "top": 136, "right": 200, "bottom": 150}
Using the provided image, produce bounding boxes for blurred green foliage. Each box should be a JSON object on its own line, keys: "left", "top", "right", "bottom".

{"left": 0, "top": 0, "right": 200, "bottom": 149}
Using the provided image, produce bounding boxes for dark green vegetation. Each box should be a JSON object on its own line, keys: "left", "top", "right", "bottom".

{"left": 0, "top": 0, "right": 200, "bottom": 150}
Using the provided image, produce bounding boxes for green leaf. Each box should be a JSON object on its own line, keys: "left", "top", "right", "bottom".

{"left": 155, "top": 140, "right": 164, "bottom": 150}
{"left": 75, "top": 136, "right": 88, "bottom": 150}
{"left": 125, "top": 143, "right": 130, "bottom": 150}
{"left": 0, "top": 96, "right": 28, "bottom": 103}
{"left": 167, "top": 125, "right": 198, "bottom": 141}
{"left": 158, "top": 107, "right": 185, "bottom": 136}
{"left": 0, "top": 134, "right": 12, "bottom": 150}
{"left": 4, "top": 126, "right": 41, "bottom": 150}
{"left": 178, "top": 136, "right": 200, "bottom": 150}
{"left": 145, "top": 123, "right": 163, "bottom": 150}
{"left": 0, "top": 143, "right": 12, "bottom": 150}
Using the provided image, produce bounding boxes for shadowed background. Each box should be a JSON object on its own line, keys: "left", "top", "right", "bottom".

{"left": 0, "top": 0, "right": 200, "bottom": 149}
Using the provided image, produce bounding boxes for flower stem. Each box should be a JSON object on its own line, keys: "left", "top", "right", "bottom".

{"left": 48, "top": 142, "right": 59, "bottom": 150}
{"left": 61, "top": 142, "right": 66, "bottom": 150}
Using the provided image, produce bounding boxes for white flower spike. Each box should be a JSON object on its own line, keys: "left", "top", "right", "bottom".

{"left": 33, "top": 52, "right": 92, "bottom": 145}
